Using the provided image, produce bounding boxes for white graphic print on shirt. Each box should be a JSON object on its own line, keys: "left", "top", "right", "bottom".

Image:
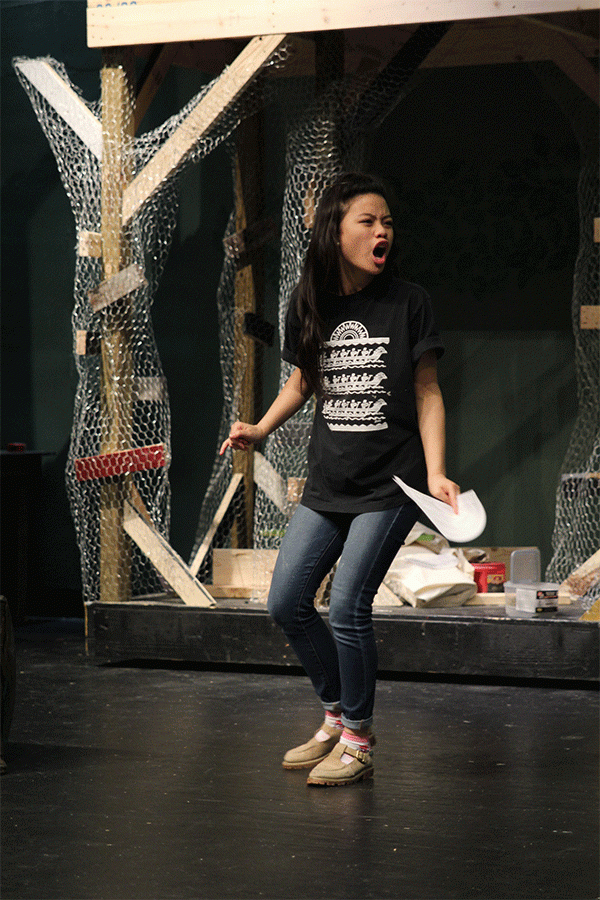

{"left": 321, "top": 321, "right": 390, "bottom": 432}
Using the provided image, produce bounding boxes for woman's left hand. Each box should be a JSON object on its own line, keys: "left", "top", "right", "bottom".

{"left": 428, "top": 474, "right": 460, "bottom": 515}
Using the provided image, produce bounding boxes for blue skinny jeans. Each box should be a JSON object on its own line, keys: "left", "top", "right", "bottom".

{"left": 267, "top": 501, "right": 419, "bottom": 730}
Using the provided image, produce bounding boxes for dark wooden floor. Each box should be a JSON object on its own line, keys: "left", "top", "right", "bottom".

{"left": 2, "top": 619, "right": 599, "bottom": 900}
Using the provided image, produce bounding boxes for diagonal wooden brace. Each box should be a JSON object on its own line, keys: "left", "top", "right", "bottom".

{"left": 89, "top": 263, "right": 147, "bottom": 312}
{"left": 121, "top": 34, "right": 287, "bottom": 226}
{"left": 189, "top": 473, "right": 244, "bottom": 577}
{"left": 123, "top": 500, "right": 215, "bottom": 607}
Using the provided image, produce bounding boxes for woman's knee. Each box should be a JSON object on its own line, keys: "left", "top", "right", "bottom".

{"left": 267, "top": 585, "right": 292, "bottom": 628}
{"left": 328, "top": 590, "right": 358, "bottom": 634}
{"left": 267, "top": 575, "right": 308, "bottom": 629}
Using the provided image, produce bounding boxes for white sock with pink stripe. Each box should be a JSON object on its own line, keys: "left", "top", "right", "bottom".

{"left": 339, "top": 729, "right": 372, "bottom": 765}
{"left": 315, "top": 710, "right": 343, "bottom": 742}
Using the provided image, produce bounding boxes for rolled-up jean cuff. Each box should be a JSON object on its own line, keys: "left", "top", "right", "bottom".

{"left": 341, "top": 716, "right": 373, "bottom": 730}
{"left": 322, "top": 701, "right": 342, "bottom": 714}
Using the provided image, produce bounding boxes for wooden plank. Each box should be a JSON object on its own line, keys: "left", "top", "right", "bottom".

{"left": 422, "top": 17, "right": 599, "bottom": 68}
{"left": 78, "top": 230, "right": 102, "bottom": 257}
{"left": 580, "top": 598, "right": 600, "bottom": 622}
{"left": 287, "top": 477, "right": 305, "bottom": 505}
{"left": 520, "top": 16, "right": 599, "bottom": 105}
{"left": 75, "top": 330, "right": 101, "bottom": 356}
{"left": 212, "top": 548, "right": 278, "bottom": 588}
{"left": 14, "top": 59, "right": 103, "bottom": 160}
{"left": 204, "top": 585, "right": 254, "bottom": 598}
{"left": 99, "top": 49, "right": 136, "bottom": 604}
{"left": 128, "top": 482, "right": 155, "bottom": 528}
{"left": 86, "top": 0, "right": 599, "bottom": 49}
{"left": 231, "top": 108, "right": 267, "bottom": 548}
{"left": 594, "top": 217, "right": 600, "bottom": 243}
{"left": 134, "top": 43, "right": 178, "bottom": 132}
{"left": 123, "top": 500, "right": 215, "bottom": 606}
{"left": 243, "top": 312, "right": 275, "bottom": 348}
{"left": 254, "top": 452, "right": 288, "bottom": 514}
{"left": 89, "top": 263, "right": 147, "bottom": 312}
{"left": 222, "top": 216, "right": 278, "bottom": 269}
{"left": 121, "top": 34, "right": 286, "bottom": 226}
{"left": 560, "top": 547, "right": 600, "bottom": 602}
{"left": 519, "top": 14, "right": 599, "bottom": 59}
{"left": 580, "top": 306, "right": 600, "bottom": 329}
{"left": 74, "top": 443, "right": 166, "bottom": 482}
{"left": 189, "top": 473, "right": 244, "bottom": 576}
{"left": 134, "top": 376, "right": 166, "bottom": 402}
{"left": 211, "top": 547, "right": 335, "bottom": 604}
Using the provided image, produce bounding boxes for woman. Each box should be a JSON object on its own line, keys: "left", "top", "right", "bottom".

{"left": 221, "top": 173, "right": 459, "bottom": 786}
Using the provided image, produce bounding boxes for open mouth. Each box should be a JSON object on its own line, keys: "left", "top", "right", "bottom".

{"left": 373, "top": 243, "right": 388, "bottom": 261}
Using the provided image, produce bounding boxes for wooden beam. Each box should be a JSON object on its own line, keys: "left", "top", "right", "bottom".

{"left": 421, "top": 16, "right": 599, "bottom": 68}
{"left": 212, "top": 548, "right": 278, "bottom": 590}
{"left": 222, "top": 216, "right": 278, "bottom": 270}
{"left": 231, "top": 108, "right": 266, "bottom": 548}
{"left": 580, "top": 306, "right": 600, "bottom": 330}
{"left": 123, "top": 500, "right": 215, "bottom": 607}
{"left": 580, "top": 599, "right": 600, "bottom": 622}
{"left": 86, "top": 0, "right": 599, "bottom": 49}
{"left": 75, "top": 330, "right": 101, "bottom": 356}
{"left": 89, "top": 263, "right": 147, "bottom": 312}
{"left": 121, "top": 34, "right": 286, "bottom": 226}
{"left": 189, "top": 473, "right": 244, "bottom": 577}
{"left": 560, "top": 547, "right": 600, "bottom": 604}
{"left": 99, "top": 48, "right": 136, "bottom": 604}
{"left": 134, "top": 43, "right": 178, "bottom": 132}
{"left": 253, "top": 452, "right": 289, "bottom": 515}
{"left": 134, "top": 376, "right": 166, "bottom": 402}
{"left": 14, "top": 59, "right": 103, "bottom": 160}
{"left": 78, "top": 230, "right": 103, "bottom": 257}
{"left": 520, "top": 16, "right": 599, "bottom": 105}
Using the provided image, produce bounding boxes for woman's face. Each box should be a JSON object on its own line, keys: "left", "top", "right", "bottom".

{"left": 337, "top": 192, "right": 394, "bottom": 295}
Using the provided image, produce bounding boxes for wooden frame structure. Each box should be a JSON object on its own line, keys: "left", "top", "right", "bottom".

{"left": 87, "top": 1, "right": 599, "bottom": 48}
{"left": 25, "top": 0, "right": 597, "bottom": 610}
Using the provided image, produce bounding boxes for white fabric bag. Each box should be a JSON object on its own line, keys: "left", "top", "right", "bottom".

{"left": 375, "top": 523, "right": 477, "bottom": 608}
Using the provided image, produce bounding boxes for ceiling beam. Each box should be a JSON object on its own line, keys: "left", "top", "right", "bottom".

{"left": 87, "top": 0, "right": 599, "bottom": 50}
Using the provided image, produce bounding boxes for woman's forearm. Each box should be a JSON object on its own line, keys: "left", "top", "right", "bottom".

{"left": 416, "top": 385, "right": 447, "bottom": 478}
{"left": 220, "top": 367, "right": 311, "bottom": 454}
{"left": 414, "top": 351, "right": 447, "bottom": 477}
{"left": 414, "top": 350, "right": 459, "bottom": 511}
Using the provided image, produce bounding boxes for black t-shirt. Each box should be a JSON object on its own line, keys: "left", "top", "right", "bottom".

{"left": 282, "top": 273, "right": 444, "bottom": 514}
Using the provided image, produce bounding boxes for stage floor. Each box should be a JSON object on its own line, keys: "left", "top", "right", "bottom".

{"left": 2, "top": 618, "right": 598, "bottom": 900}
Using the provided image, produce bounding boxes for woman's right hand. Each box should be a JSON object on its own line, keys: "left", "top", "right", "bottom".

{"left": 219, "top": 422, "right": 264, "bottom": 455}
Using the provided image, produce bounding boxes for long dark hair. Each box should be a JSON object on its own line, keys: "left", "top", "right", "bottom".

{"left": 295, "top": 173, "right": 398, "bottom": 397}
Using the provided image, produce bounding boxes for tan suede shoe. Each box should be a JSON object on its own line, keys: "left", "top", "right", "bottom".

{"left": 282, "top": 722, "right": 342, "bottom": 769}
{"left": 306, "top": 741, "right": 374, "bottom": 786}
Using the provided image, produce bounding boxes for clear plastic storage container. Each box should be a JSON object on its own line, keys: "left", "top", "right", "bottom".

{"left": 504, "top": 549, "right": 557, "bottom": 617}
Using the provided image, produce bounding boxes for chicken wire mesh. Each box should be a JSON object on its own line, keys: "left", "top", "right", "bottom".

{"left": 546, "top": 154, "right": 600, "bottom": 610}
{"left": 533, "top": 58, "right": 600, "bottom": 611}
{"left": 14, "top": 39, "right": 294, "bottom": 603}
{"left": 189, "top": 24, "right": 451, "bottom": 600}
{"left": 14, "top": 24, "right": 599, "bottom": 610}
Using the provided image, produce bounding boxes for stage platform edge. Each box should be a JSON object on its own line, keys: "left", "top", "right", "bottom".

{"left": 86, "top": 597, "right": 599, "bottom": 682}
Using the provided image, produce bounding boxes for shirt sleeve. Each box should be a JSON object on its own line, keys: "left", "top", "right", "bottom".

{"left": 408, "top": 286, "right": 444, "bottom": 365}
{"left": 281, "top": 288, "right": 302, "bottom": 366}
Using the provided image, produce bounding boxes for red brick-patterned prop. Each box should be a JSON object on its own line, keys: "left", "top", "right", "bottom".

{"left": 74, "top": 443, "right": 166, "bottom": 482}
